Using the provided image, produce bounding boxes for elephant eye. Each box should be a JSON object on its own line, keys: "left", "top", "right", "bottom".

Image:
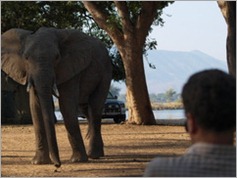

{"left": 23, "top": 53, "right": 29, "bottom": 60}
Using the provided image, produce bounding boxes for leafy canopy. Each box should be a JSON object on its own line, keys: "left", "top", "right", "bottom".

{"left": 1, "top": 1, "right": 172, "bottom": 81}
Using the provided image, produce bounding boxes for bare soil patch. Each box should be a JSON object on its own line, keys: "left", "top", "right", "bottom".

{"left": 1, "top": 120, "right": 190, "bottom": 177}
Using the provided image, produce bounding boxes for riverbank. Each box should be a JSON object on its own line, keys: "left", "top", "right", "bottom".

{"left": 151, "top": 102, "right": 183, "bottom": 110}
{"left": 54, "top": 101, "right": 183, "bottom": 111}
{"left": 2, "top": 122, "right": 190, "bottom": 177}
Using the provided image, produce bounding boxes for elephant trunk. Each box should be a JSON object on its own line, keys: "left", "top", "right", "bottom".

{"left": 38, "top": 93, "right": 61, "bottom": 167}
{"left": 27, "top": 78, "right": 59, "bottom": 98}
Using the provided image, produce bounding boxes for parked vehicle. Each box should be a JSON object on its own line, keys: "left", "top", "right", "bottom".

{"left": 102, "top": 92, "right": 126, "bottom": 123}
{"left": 77, "top": 92, "right": 126, "bottom": 123}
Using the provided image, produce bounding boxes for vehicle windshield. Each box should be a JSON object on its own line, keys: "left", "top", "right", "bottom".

{"left": 107, "top": 92, "right": 115, "bottom": 99}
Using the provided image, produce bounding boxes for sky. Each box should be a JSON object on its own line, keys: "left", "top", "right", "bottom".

{"left": 150, "top": 1, "right": 227, "bottom": 61}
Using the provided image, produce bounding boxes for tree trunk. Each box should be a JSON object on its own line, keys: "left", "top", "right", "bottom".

{"left": 217, "top": 1, "right": 236, "bottom": 77}
{"left": 83, "top": 1, "right": 158, "bottom": 125}
{"left": 119, "top": 45, "right": 156, "bottom": 125}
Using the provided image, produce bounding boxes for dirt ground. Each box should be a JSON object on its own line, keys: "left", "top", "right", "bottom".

{"left": 1, "top": 120, "right": 190, "bottom": 177}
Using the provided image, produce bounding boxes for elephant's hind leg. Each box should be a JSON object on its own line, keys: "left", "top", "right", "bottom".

{"left": 58, "top": 79, "right": 88, "bottom": 163}
{"left": 86, "top": 86, "right": 109, "bottom": 159}
{"left": 87, "top": 112, "right": 104, "bottom": 159}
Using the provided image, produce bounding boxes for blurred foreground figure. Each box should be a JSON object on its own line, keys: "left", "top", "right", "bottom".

{"left": 144, "top": 69, "right": 236, "bottom": 177}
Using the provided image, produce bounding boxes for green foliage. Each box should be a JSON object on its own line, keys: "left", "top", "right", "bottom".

{"left": 110, "top": 48, "right": 126, "bottom": 81}
{"left": 149, "top": 88, "right": 181, "bottom": 103}
{"left": 165, "top": 88, "right": 177, "bottom": 102}
{"left": 1, "top": 1, "right": 124, "bottom": 81}
{"left": 1, "top": 1, "right": 173, "bottom": 81}
{"left": 1, "top": 1, "right": 85, "bottom": 33}
{"left": 116, "top": 89, "right": 181, "bottom": 103}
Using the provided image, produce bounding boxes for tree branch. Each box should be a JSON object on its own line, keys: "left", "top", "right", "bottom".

{"left": 136, "top": 2, "right": 158, "bottom": 46}
{"left": 113, "top": 1, "right": 134, "bottom": 36}
{"left": 82, "top": 1, "right": 124, "bottom": 46}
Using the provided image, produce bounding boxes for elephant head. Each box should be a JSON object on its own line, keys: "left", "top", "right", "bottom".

{"left": 1, "top": 27, "right": 100, "bottom": 167}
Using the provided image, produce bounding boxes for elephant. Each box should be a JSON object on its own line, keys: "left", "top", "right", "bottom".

{"left": 1, "top": 27, "right": 112, "bottom": 167}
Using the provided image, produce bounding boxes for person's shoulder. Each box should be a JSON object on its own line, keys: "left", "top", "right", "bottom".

{"left": 144, "top": 156, "right": 184, "bottom": 177}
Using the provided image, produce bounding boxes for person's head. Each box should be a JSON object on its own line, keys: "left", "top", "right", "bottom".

{"left": 182, "top": 69, "right": 236, "bottom": 144}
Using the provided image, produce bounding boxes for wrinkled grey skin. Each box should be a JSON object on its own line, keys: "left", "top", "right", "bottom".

{"left": 1, "top": 27, "right": 112, "bottom": 167}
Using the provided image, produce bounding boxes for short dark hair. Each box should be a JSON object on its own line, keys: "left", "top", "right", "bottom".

{"left": 182, "top": 69, "right": 236, "bottom": 132}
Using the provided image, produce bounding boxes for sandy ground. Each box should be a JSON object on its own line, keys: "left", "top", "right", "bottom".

{"left": 1, "top": 120, "right": 190, "bottom": 177}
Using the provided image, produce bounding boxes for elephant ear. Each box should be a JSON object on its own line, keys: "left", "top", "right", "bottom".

{"left": 55, "top": 30, "right": 95, "bottom": 85}
{"left": 1, "top": 29, "right": 32, "bottom": 85}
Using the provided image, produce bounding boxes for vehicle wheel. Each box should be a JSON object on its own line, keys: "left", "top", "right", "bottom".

{"left": 113, "top": 115, "right": 126, "bottom": 124}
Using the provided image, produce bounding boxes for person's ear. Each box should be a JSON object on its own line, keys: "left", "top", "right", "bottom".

{"left": 185, "top": 113, "right": 198, "bottom": 134}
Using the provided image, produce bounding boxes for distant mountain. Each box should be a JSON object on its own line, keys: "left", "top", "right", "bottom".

{"left": 114, "top": 50, "right": 228, "bottom": 94}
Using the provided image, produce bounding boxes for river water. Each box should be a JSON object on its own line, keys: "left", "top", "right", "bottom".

{"left": 153, "top": 109, "right": 185, "bottom": 119}
{"left": 55, "top": 109, "right": 185, "bottom": 121}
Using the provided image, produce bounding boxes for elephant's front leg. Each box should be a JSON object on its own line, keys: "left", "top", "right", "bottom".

{"left": 29, "top": 88, "right": 51, "bottom": 165}
{"left": 58, "top": 83, "right": 88, "bottom": 163}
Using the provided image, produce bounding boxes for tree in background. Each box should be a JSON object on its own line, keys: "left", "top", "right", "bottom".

{"left": 1, "top": 1, "right": 125, "bottom": 81}
{"left": 217, "top": 1, "right": 236, "bottom": 77}
{"left": 1, "top": 1, "right": 84, "bottom": 33}
{"left": 164, "top": 88, "right": 177, "bottom": 102}
{"left": 83, "top": 1, "right": 172, "bottom": 125}
{"left": 149, "top": 89, "right": 181, "bottom": 103}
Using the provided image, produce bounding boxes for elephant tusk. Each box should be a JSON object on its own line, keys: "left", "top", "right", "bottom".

{"left": 53, "top": 83, "right": 60, "bottom": 98}
{"left": 26, "top": 82, "right": 32, "bottom": 92}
